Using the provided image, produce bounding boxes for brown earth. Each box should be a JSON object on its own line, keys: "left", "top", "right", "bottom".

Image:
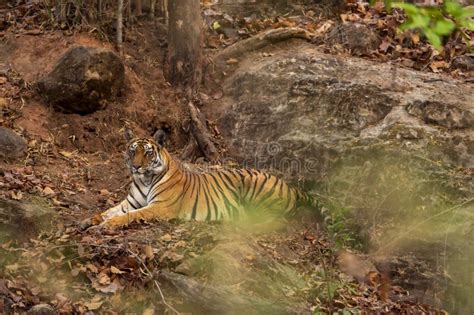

{"left": 0, "top": 21, "right": 189, "bottom": 220}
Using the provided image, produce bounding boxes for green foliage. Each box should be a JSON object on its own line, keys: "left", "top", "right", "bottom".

{"left": 382, "top": 0, "right": 473, "bottom": 50}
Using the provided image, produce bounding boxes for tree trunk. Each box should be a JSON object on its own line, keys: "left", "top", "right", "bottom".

{"left": 163, "top": 0, "right": 169, "bottom": 25}
{"left": 135, "top": 0, "right": 142, "bottom": 16}
{"left": 165, "top": 0, "right": 202, "bottom": 90}
{"left": 117, "top": 0, "right": 123, "bottom": 53}
{"left": 149, "top": 0, "right": 155, "bottom": 18}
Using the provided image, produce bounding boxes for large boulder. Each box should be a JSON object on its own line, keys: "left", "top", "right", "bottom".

{"left": 0, "top": 127, "right": 27, "bottom": 160}
{"left": 213, "top": 40, "right": 473, "bottom": 177}
{"left": 210, "top": 39, "right": 474, "bottom": 313}
{"left": 36, "top": 46, "right": 125, "bottom": 115}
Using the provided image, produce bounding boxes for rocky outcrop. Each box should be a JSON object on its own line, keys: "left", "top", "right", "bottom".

{"left": 36, "top": 46, "right": 124, "bottom": 115}
{"left": 213, "top": 40, "right": 473, "bottom": 178}
{"left": 0, "top": 127, "right": 27, "bottom": 160}
{"left": 210, "top": 39, "right": 473, "bottom": 313}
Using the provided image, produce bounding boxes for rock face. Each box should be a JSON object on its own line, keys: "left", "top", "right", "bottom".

{"left": 0, "top": 127, "right": 27, "bottom": 159}
{"left": 214, "top": 40, "right": 474, "bottom": 178}
{"left": 211, "top": 39, "right": 474, "bottom": 313}
{"left": 36, "top": 46, "right": 125, "bottom": 115}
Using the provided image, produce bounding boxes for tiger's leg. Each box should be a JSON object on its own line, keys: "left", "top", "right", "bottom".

{"left": 101, "top": 203, "right": 174, "bottom": 228}
{"left": 100, "top": 198, "right": 137, "bottom": 221}
{"left": 79, "top": 197, "right": 141, "bottom": 230}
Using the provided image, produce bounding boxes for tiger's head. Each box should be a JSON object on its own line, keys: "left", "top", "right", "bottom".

{"left": 123, "top": 128, "right": 168, "bottom": 184}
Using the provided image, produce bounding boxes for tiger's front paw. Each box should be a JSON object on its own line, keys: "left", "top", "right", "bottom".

{"left": 100, "top": 215, "right": 132, "bottom": 228}
{"left": 79, "top": 213, "right": 105, "bottom": 231}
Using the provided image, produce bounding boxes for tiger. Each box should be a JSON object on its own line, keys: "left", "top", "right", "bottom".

{"left": 81, "top": 129, "right": 314, "bottom": 229}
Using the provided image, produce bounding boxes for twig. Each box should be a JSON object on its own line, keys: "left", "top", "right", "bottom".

{"left": 125, "top": 249, "right": 181, "bottom": 314}
{"left": 215, "top": 27, "right": 312, "bottom": 65}
{"left": 317, "top": 246, "right": 334, "bottom": 314}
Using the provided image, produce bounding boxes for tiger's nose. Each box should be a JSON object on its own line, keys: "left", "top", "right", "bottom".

{"left": 132, "top": 164, "right": 141, "bottom": 171}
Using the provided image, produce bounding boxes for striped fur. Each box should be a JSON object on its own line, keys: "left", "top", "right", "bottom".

{"left": 98, "top": 135, "right": 313, "bottom": 227}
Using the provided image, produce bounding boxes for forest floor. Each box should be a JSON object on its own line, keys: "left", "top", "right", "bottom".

{"left": 0, "top": 1, "right": 472, "bottom": 314}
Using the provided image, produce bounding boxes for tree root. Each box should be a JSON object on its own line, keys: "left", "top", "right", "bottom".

{"left": 187, "top": 99, "right": 218, "bottom": 162}
{"left": 215, "top": 27, "right": 312, "bottom": 64}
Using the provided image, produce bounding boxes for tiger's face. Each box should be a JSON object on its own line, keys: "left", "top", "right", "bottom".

{"left": 125, "top": 137, "right": 167, "bottom": 185}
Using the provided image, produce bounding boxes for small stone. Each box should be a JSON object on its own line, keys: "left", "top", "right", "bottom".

{"left": 0, "top": 127, "right": 27, "bottom": 160}
{"left": 27, "top": 304, "right": 57, "bottom": 315}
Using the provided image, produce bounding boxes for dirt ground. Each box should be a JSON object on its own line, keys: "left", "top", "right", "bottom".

{"left": 0, "top": 21, "right": 190, "bottom": 220}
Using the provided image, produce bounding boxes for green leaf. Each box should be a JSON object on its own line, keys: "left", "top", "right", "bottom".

{"left": 460, "top": 7, "right": 474, "bottom": 19}
{"left": 460, "top": 19, "right": 474, "bottom": 31}
{"left": 424, "top": 29, "right": 442, "bottom": 50}
{"left": 433, "top": 19, "right": 455, "bottom": 36}
{"left": 392, "top": 2, "right": 419, "bottom": 15}
{"left": 445, "top": 0, "right": 463, "bottom": 18}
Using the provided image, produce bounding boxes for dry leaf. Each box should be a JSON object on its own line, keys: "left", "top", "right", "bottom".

{"left": 160, "top": 234, "right": 172, "bottom": 242}
{"left": 11, "top": 190, "right": 23, "bottom": 200}
{"left": 430, "top": 60, "right": 447, "bottom": 73}
{"left": 143, "top": 245, "right": 154, "bottom": 259}
{"left": 379, "top": 39, "right": 390, "bottom": 53}
{"left": 98, "top": 273, "right": 111, "bottom": 285}
{"left": 59, "top": 151, "right": 74, "bottom": 158}
{"left": 411, "top": 33, "right": 420, "bottom": 45}
{"left": 43, "top": 187, "right": 55, "bottom": 196}
{"left": 110, "top": 266, "right": 125, "bottom": 274}
{"left": 86, "top": 263, "right": 99, "bottom": 273}
{"left": 84, "top": 301, "right": 103, "bottom": 311}
{"left": 143, "top": 307, "right": 155, "bottom": 315}
{"left": 226, "top": 58, "right": 239, "bottom": 65}
{"left": 314, "top": 21, "right": 333, "bottom": 36}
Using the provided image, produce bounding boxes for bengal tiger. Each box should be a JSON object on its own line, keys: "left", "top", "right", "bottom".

{"left": 81, "top": 129, "right": 314, "bottom": 229}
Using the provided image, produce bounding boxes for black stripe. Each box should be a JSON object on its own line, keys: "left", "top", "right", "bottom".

{"left": 251, "top": 173, "right": 269, "bottom": 201}
{"left": 148, "top": 168, "right": 181, "bottom": 201}
{"left": 208, "top": 173, "right": 237, "bottom": 218}
{"left": 217, "top": 172, "right": 240, "bottom": 201}
{"left": 191, "top": 176, "right": 201, "bottom": 220}
{"left": 202, "top": 176, "right": 219, "bottom": 221}
{"left": 133, "top": 181, "right": 147, "bottom": 200}
{"left": 207, "top": 173, "right": 232, "bottom": 218}
{"left": 253, "top": 177, "right": 281, "bottom": 210}
{"left": 127, "top": 195, "right": 139, "bottom": 209}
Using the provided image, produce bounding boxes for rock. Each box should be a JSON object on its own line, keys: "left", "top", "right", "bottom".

{"left": 0, "top": 197, "right": 57, "bottom": 242}
{"left": 0, "top": 127, "right": 27, "bottom": 159}
{"left": 325, "top": 23, "right": 381, "bottom": 56}
{"left": 213, "top": 40, "right": 474, "bottom": 176}
{"left": 36, "top": 46, "right": 125, "bottom": 115}
{"left": 406, "top": 100, "right": 474, "bottom": 129}
{"left": 27, "top": 304, "right": 57, "bottom": 315}
{"left": 451, "top": 55, "right": 474, "bottom": 72}
{"left": 210, "top": 39, "right": 474, "bottom": 313}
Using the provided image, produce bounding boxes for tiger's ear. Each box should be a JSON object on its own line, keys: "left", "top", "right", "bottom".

{"left": 153, "top": 129, "right": 167, "bottom": 146}
{"left": 124, "top": 128, "right": 135, "bottom": 142}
